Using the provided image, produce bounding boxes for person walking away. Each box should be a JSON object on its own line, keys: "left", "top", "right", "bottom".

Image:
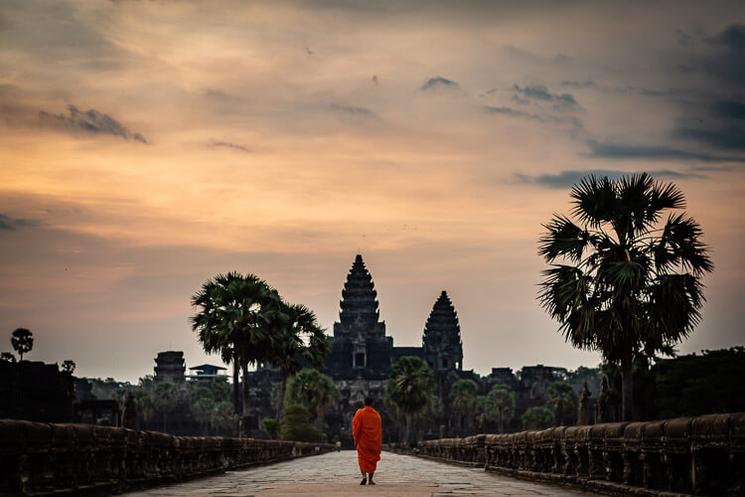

{"left": 352, "top": 397, "right": 382, "bottom": 485}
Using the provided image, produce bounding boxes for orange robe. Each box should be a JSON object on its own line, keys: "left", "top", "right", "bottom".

{"left": 352, "top": 406, "right": 382, "bottom": 474}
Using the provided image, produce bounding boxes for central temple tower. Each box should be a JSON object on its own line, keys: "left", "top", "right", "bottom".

{"left": 327, "top": 254, "right": 393, "bottom": 376}
{"left": 334, "top": 254, "right": 386, "bottom": 340}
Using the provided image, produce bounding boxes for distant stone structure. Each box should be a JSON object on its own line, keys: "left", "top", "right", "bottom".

{"left": 250, "top": 254, "right": 597, "bottom": 443}
{"left": 188, "top": 364, "right": 227, "bottom": 381}
{"left": 153, "top": 351, "right": 186, "bottom": 382}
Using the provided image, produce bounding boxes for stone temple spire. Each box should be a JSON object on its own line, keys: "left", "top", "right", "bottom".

{"left": 334, "top": 254, "right": 386, "bottom": 338}
{"left": 422, "top": 291, "right": 464, "bottom": 371}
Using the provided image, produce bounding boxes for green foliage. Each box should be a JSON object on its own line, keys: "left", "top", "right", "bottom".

{"left": 522, "top": 406, "right": 555, "bottom": 430}
{"left": 11, "top": 328, "right": 33, "bottom": 360}
{"left": 280, "top": 404, "right": 324, "bottom": 442}
{"left": 285, "top": 368, "right": 338, "bottom": 422}
{"left": 484, "top": 384, "right": 516, "bottom": 433}
{"left": 449, "top": 379, "right": 479, "bottom": 434}
{"left": 538, "top": 173, "right": 713, "bottom": 420}
{"left": 261, "top": 418, "right": 280, "bottom": 439}
{"left": 449, "top": 379, "right": 479, "bottom": 413}
{"left": 268, "top": 302, "right": 330, "bottom": 419}
{"left": 546, "top": 381, "right": 578, "bottom": 426}
{"left": 653, "top": 347, "right": 745, "bottom": 418}
{"left": 386, "top": 356, "right": 435, "bottom": 417}
{"left": 386, "top": 356, "right": 435, "bottom": 445}
{"left": 566, "top": 366, "right": 602, "bottom": 395}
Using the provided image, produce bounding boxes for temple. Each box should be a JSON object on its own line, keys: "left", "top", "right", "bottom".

{"left": 251, "top": 254, "right": 472, "bottom": 442}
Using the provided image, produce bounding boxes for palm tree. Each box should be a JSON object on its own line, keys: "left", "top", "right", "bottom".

{"left": 485, "top": 384, "right": 515, "bottom": 433}
{"left": 546, "top": 381, "right": 577, "bottom": 426}
{"left": 285, "top": 368, "right": 338, "bottom": 427}
{"left": 11, "top": 328, "right": 33, "bottom": 361}
{"left": 538, "top": 173, "right": 712, "bottom": 421}
{"left": 386, "top": 356, "right": 435, "bottom": 446}
{"left": 449, "top": 379, "right": 479, "bottom": 435}
{"left": 268, "top": 303, "right": 330, "bottom": 421}
{"left": 522, "top": 406, "right": 555, "bottom": 430}
{"left": 191, "top": 272, "right": 284, "bottom": 417}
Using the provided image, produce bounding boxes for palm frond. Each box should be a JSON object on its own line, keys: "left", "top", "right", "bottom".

{"left": 570, "top": 175, "right": 617, "bottom": 228}
{"left": 538, "top": 215, "right": 593, "bottom": 262}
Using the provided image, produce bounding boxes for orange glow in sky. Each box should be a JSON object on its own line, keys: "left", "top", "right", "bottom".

{"left": 1, "top": 1, "right": 743, "bottom": 381}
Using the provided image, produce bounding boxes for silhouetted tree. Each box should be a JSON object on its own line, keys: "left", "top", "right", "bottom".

{"left": 547, "top": 381, "right": 577, "bottom": 426}
{"left": 0, "top": 352, "right": 16, "bottom": 363}
{"left": 279, "top": 404, "right": 324, "bottom": 442}
{"left": 485, "top": 384, "right": 515, "bottom": 433}
{"left": 191, "top": 272, "right": 284, "bottom": 417}
{"left": 285, "top": 368, "right": 338, "bottom": 427}
{"left": 386, "top": 356, "right": 435, "bottom": 446}
{"left": 61, "top": 360, "right": 76, "bottom": 374}
{"left": 268, "top": 303, "right": 330, "bottom": 421}
{"left": 11, "top": 328, "right": 33, "bottom": 361}
{"left": 539, "top": 173, "right": 712, "bottom": 420}
{"left": 449, "top": 379, "right": 479, "bottom": 435}
{"left": 522, "top": 406, "right": 555, "bottom": 430}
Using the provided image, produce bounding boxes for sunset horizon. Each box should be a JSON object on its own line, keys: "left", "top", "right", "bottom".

{"left": 1, "top": 1, "right": 743, "bottom": 384}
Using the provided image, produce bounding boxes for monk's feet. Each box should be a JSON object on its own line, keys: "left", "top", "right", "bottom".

{"left": 368, "top": 479, "right": 376, "bottom": 485}
{"left": 360, "top": 477, "right": 367, "bottom": 485}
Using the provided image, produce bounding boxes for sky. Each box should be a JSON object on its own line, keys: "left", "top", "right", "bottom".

{"left": 0, "top": 1, "right": 744, "bottom": 383}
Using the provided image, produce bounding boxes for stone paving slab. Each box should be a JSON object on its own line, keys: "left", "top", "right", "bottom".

{"left": 123, "top": 450, "right": 602, "bottom": 497}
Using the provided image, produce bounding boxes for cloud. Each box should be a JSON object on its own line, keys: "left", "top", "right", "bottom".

{"left": 484, "top": 105, "right": 583, "bottom": 130}
{"left": 483, "top": 105, "right": 544, "bottom": 121}
{"left": 588, "top": 141, "right": 742, "bottom": 162}
{"left": 328, "top": 103, "right": 376, "bottom": 117}
{"left": 513, "top": 84, "right": 579, "bottom": 110}
{"left": 673, "top": 126, "right": 745, "bottom": 151}
{"left": 712, "top": 100, "right": 745, "bottom": 120}
{"left": 0, "top": 213, "right": 38, "bottom": 231}
{"left": 208, "top": 140, "right": 251, "bottom": 153}
{"left": 516, "top": 169, "right": 706, "bottom": 188}
{"left": 420, "top": 76, "right": 459, "bottom": 91}
{"left": 38, "top": 105, "right": 147, "bottom": 143}
{"left": 703, "top": 24, "right": 745, "bottom": 88}
{"left": 560, "top": 80, "right": 595, "bottom": 88}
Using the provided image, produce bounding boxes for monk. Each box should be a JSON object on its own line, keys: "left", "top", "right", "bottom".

{"left": 352, "top": 397, "right": 382, "bottom": 485}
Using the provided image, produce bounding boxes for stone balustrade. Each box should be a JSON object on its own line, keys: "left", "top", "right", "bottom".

{"left": 402, "top": 412, "right": 745, "bottom": 496}
{"left": 0, "top": 419, "right": 334, "bottom": 495}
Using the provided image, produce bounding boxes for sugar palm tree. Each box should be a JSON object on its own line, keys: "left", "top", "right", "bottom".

{"left": 522, "top": 406, "right": 555, "bottom": 430}
{"left": 485, "top": 384, "right": 515, "bottom": 433}
{"left": 546, "top": 381, "right": 577, "bottom": 426}
{"left": 11, "top": 328, "right": 33, "bottom": 361}
{"left": 538, "top": 173, "right": 712, "bottom": 421}
{"left": 386, "top": 356, "right": 435, "bottom": 446}
{"left": 449, "top": 379, "right": 479, "bottom": 435}
{"left": 269, "top": 303, "right": 330, "bottom": 421}
{"left": 285, "top": 368, "right": 338, "bottom": 426}
{"left": 191, "top": 272, "right": 284, "bottom": 417}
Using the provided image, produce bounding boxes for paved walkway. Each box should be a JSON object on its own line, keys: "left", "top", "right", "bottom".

{"left": 123, "top": 451, "right": 601, "bottom": 497}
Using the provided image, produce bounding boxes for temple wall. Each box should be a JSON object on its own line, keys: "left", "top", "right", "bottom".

{"left": 389, "top": 412, "right": 745, "bottom": 497}
{"left": 0, "top": 419, "right": 334, "bottom": 496}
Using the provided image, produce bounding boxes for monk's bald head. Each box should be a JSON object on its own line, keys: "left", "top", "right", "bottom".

{"left": 364, "top": 397, "right": 374, "bottom": 406}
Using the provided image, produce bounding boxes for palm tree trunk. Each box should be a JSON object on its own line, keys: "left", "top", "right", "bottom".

{"left": 241, "top": 362, "right": 250, "bottom": 417}
{"left": 276, "top": 374, "right": 288, "bottom": 421}
{"left": 232, "top": 360, "right": 240, "bottom": 415}
{"left": 405, "top": 414, "right": 413, "bottom": 447}
{"left": 621, "top": 357, "right": 634, "bottom": 421}
{"left": 498, "top": 414, "right": 504, "bottom": 434}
